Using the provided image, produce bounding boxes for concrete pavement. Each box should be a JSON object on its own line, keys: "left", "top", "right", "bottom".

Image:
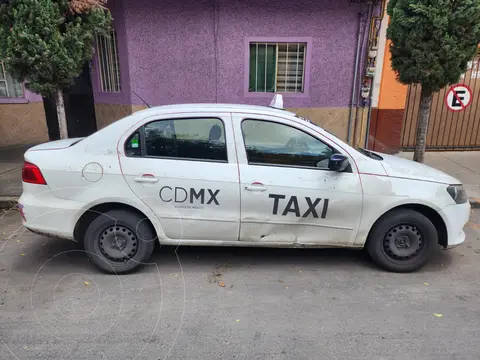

{"left": 0, "top": 144, "right": 30, "bottom": 199}
{"left": 1, "top": 208, "right": 480, "bottom": 359}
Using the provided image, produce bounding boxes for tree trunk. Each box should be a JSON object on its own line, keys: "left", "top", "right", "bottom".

{"left": 413, "top": 89, "right": 433, "bottom": 163}
{"left": 55, "top": 89, "right": 68, "bottom": 139}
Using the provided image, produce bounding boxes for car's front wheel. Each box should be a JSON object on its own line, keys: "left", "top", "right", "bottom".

{"left": 83, "top": 209, "right": 156, "bottom": 274}
{"left": 366, "top": 209, "right": 437, "bottom": 272}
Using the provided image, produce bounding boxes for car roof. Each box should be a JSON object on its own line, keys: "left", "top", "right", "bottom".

{"left": 133, "top": 103, "right": 297, "bottom": 117}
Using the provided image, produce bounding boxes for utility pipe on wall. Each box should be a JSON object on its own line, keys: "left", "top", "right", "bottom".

{"left": 365, "top": 79, "right": 375, "bottom": 148}
{"left": 347, "top": 13, "right": 364, "bottom": 144}
{"left": 365, "top": 0, "right": 386, "bottom": 148}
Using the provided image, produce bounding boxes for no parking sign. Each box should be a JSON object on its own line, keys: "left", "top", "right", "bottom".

{"left": 445, "top": 84, "right": 472, "bottom": 112}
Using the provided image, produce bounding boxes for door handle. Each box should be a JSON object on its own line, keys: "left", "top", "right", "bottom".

{"left": 245, "top": 182, "right": 267, "bottom": 192}
{"left": 133, "top": 174, "right": 159, "bottom": 183}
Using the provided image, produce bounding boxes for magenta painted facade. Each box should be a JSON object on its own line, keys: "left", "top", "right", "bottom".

{"left": 92, "top": 0, "right": 372, "bottom": 109}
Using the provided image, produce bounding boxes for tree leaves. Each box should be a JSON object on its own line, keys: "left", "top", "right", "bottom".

{"left": 0, "top": 0, "right": 112, "bottom": 96}
{"left": 387, "top": 0, "right": 480, "bottom": 94}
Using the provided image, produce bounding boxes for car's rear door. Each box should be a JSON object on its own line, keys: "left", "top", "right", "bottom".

{"left": 232, "top": 113, "right": 363, "bottom": 246}
{"left": 118, "top": 112, "right": 240, "bottom": 241}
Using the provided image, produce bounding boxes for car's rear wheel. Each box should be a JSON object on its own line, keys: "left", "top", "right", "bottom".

{"left": 83, "top": 209, "right": 156, "bottom": 274}
{"left": 366, "top": 209, "right": 437, "bottom": 272}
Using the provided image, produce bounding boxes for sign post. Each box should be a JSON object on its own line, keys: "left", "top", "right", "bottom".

{"left": 445, "top": 84, "right": 472, "bottom": 112}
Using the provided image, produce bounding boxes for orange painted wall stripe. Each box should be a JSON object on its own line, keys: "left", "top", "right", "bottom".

{"left": 377, "top": 39, "right": 408, "bottom": 110}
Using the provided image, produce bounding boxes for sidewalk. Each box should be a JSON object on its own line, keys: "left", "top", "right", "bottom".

{"left": 0, "top": 145, "right": 479, "bottom": 207}
{"left": 0, "top": 144, "right": 30, "bottom": 205}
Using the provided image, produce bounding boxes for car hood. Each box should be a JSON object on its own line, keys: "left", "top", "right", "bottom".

{"left": 375, "top": 152, "right": 460, "bottom": 185}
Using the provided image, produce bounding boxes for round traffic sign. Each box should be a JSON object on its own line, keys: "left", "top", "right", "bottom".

{"left": 445, "top": 84, "right": 472, "bottom": 112}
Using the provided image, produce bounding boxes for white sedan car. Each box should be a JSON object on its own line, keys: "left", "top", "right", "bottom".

{"left": 19, "top": 97, "right": 470, "bottom": 273}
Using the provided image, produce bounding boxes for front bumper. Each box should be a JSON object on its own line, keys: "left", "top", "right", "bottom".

{"left": 439, "top": 202, "right": 471, "bottom": 248}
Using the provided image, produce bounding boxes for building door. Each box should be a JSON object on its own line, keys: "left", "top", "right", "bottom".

{"left": 401, "top": 55, "right": 480, "bottom": 150}
{"left": 43, "top": 62, "right": 97, "bottom": 140}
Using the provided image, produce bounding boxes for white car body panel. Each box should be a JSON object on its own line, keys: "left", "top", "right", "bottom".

{"left": 231, "top": 113, "right": 363, "bottom": 246}
{"left": 118, "top": 112, "right": 240, "bottom": 241}
{"left": 377, "top": 153, "right": 460, "bottom": 184}
{"left": 18, "top": 103, "right": 470, "bottom": 253}
{"left": 28, "top": 138, "right": 84, "bottom": 151}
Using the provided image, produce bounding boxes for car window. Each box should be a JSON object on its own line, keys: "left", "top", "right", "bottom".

{"left": 144, "top": 118, "right": 227, "bottom": 162}
{"left": 241, "top": 119, "right": 334, "bottom": 169}
{"left": 125, "top": 131, "right": 141, "bottom": 157}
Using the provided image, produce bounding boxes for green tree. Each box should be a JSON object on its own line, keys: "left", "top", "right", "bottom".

{"left": 0, "top": 0, "right": 111, "bottom": 138}
{"left": 387, "top": 0, "right": 480, "bottom": 162}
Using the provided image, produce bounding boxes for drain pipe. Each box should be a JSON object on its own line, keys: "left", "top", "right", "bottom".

{"left": 364, "top": 80, "right": 374, "bottom": 148}
{"left": 364, "top": 0, "right": 385, "bottom": 149}
{"left": 347, "top": 13, "right": 364, "bottom": 144}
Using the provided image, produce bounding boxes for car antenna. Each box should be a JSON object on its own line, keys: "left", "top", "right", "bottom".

{"left": 132, "top": 90, "right": 151, "bottom": 108}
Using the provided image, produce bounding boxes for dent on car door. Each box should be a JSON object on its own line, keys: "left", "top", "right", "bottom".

{"left": 119, "top": 113, "right": 241, "bottom": 242}
{"left": 234, "top": 115, "right": 363, "bottom": 246}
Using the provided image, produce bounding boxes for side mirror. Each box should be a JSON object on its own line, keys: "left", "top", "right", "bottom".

{"left": 328, "top": 154, "right": 349, "bottom": 172}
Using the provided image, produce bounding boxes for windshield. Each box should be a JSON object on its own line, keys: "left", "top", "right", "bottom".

{"left": 295, "top": 115, "right": 383, "bottom": 160}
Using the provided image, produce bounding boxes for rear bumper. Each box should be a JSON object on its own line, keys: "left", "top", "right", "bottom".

{"left": 439, "top": 202, "right": 471, "bottom": 249}
{"left": 19, "top": 183, "right": 84, "bottom": 240}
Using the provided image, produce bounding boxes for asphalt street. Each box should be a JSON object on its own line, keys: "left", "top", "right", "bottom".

{"left": 1, "top": 208, "right": 480, "bottom": 360}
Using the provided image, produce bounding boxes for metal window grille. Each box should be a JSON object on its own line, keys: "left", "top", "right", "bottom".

{"left": 0, "top": 62, "right": 24, "bottom": 98}
{"left": 249, "top": 42, "right": 306, "bottom": 93}
{"left": 96, "top": 30, "right": 121, "bottom": 92}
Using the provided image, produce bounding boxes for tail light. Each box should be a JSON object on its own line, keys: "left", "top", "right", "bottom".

{"left": 22, "top": 161, "right": 47, "bottom": 185}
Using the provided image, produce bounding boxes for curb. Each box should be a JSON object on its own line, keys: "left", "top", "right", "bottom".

{"left": 470, "top": 198, "right": 480, "bottom": 209}
{"left": 1, "top": 195, "right": 479, "bottom": 210}
{"left": 0, "top": 196, "right": 19, "bottom": 210}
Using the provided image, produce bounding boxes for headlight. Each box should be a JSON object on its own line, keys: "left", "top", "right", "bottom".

{"left": 446, "top": 185, "right": 468, "bottom": 204}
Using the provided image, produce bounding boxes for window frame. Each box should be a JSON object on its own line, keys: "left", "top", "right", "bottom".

{"left": 0, "top": 61, "right": 26, "bottom": 103}
{"left": 124, "top": 117, "right": 229, "bottom": 164}
{"left": 95, "top": 29, "right": 122, "bottom": 93}
{"left": 240, "top": 118, "right": 344, "bottom": 172}
{"left": 244, "top": 37, "right": 313, "bottom": 98}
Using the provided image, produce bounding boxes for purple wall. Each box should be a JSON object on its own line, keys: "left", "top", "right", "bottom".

{"left": 92, "top": 0, "right": 132, "bottom": 104}
{"left": 0, "top": 87, "right": 43, "bottom": 104}
{"left": 98, "top": 0, "right": 370, "bottom": 108}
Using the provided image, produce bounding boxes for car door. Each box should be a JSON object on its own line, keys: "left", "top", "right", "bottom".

{"left": 118, "top": 113, "right": 240, "bottom": 241}
{"left": 232, "top": 113, "right": 363, "bottom": 245}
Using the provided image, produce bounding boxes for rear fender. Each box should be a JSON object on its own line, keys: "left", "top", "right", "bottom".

{"left": 75, "top": 197, "right": 168, "bottom": 242}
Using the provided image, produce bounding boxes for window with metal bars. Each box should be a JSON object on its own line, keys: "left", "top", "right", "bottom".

{"left": 96, "top": 29, "right": 121, "bottom": 92}
{"left": 0, "top": 62, "right": 24, "bottom": 98}
{"left": 249, "top": 42, "right": 306, "bottom": 93}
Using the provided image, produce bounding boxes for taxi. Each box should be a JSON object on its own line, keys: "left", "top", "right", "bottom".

{"left": 19, "top": 95, "right": 470, "bottom": 273}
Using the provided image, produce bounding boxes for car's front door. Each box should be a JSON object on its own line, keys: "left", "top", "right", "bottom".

{"left": 119, "top": 113, "right": 240, "bottom": 241}
{"left": 232, "top": 114, "right": 363, "bottom": 245}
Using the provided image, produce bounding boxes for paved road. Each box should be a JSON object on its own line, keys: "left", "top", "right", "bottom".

{"left": 1, "top": 208, "right": 480, "bottom": 360}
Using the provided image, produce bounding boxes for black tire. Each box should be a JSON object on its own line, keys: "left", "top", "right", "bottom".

{"left": 83, "top": 209, "right": 156, "bottom": 274}
{"left": 366, "top": 209, "right": 437, "bottom": 272}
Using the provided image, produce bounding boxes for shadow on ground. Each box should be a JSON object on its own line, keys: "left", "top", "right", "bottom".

{"left": 9, "top": 235, "right": 454, "bottom": 275}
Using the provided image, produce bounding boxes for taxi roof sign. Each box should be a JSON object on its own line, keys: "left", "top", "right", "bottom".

{"left": 269, "top": 94, "right": 284, "bottom": 109}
